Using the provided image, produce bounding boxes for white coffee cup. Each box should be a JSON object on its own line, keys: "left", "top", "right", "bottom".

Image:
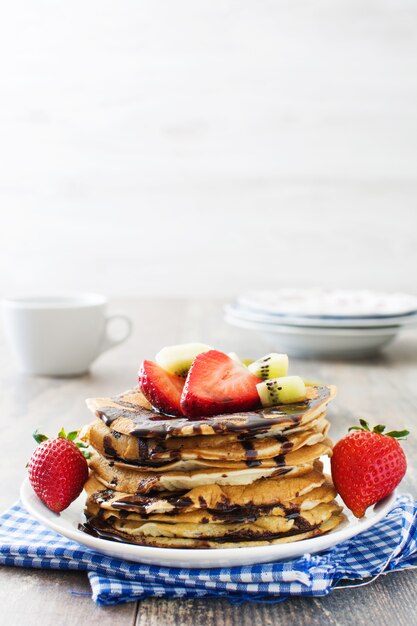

{"left": 1, "top": 293, "right": 132, "bottom": 376}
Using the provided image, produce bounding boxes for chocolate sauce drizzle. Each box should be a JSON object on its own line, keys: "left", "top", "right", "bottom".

{"left": 79, "top": 513, "right": 316, "bottom": 547}
{"left": 96, "top": 386, "right": 330, "bottom": 440}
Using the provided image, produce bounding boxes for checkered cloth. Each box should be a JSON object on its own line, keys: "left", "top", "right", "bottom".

{"left": 0, "top": 495, "right": 416, "bottom": 606}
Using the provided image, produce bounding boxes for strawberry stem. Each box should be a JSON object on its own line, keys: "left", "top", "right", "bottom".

{"left": 385, "top": 430, "right": 410, "bottom": 440}
{"left": 32, "top": 430, "right": 48, "bottom": 444}
{"left": 32, "top": 428, "right": 92, "bottom": 459}
{"left": 373, "top": 424, "right": 386, "bottom": 434}
{"left": 348, "top": 420, "right": 409, "bottom": 439}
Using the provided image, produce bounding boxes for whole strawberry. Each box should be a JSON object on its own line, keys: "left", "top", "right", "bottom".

{"left": 28, "top": 428, "right": 89, "bottom": 513}
{"left": 331, "top": 419, "right": 408, "bottom": 518}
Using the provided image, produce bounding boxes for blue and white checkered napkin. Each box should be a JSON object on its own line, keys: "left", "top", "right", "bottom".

{"left": 0, "top": 495, "right": 416, "bottom": 606}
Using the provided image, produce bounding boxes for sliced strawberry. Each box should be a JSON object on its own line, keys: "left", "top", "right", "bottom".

{"left": 139, "top": 360, "right": 185, "bottom": 416}
{"left": 181, "top": 350, "right": 262, "bottom": 417}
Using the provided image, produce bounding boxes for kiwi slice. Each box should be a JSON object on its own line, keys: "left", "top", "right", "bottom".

{"left": 256, "top": 376, "right": 306, "bottom": 407}
{"left": 241, "top": 358, "right": 254, "bottom": 367}
{"left": 155, "top": 342, "right": 212, "bottom": 377}
{"left": 248, "top": 353, "right": 288, "bottom": 380}
{"left": 227, "top": 353, "right": 254, "bottom": 367}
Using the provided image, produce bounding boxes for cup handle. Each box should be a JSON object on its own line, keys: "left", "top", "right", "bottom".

{"left": 100, "top": 315, "right": 133, "bottom": 353}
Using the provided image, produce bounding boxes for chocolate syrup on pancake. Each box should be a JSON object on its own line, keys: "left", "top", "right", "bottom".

{"left": 96, "top": 386, "right": 330, "bottom": 440}
{"left": 103, "top": 435, "right": 117, "bottom": 457}
{"left": 275, "top": 435, "right": 293, "bottom": 453}
{"left": 79, "top": 515, "right": 318, "bottom": 547}
{"left": 241, "top": 440, "right": 262, "bottom": 467}
{"left": 273, "top": 454, "right": 286, "bottom": 466}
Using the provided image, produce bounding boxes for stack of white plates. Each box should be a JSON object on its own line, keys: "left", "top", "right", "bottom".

{"left": 225, "top": 289, "right": 417, "bottom": 358}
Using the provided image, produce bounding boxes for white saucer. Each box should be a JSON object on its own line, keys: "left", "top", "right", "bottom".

{"left": 20, "top": 478, "right": 396, "bottom": 569}
{"left": 225, "top": 314, "right": 399, "bottom": 357}
{"left": 226, "top": 304, "right": 417, "bottom": 329}
{"left": 237, "top": 289, "right": 417, "bottom": 319}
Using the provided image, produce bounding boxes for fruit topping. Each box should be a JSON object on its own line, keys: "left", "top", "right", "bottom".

{"left": 248, "top": 353, "right": 289, "bottom": 380}
{"left": 28, "top": 429, "right": 89, "bottom": 513}
{"left": 256, "top": 375, "right": 306, "bottom": 407}
{"left": 241, "top": 358, "right": 255, "bottom": 367}
{"left": 181, "top": 350, "right": 262, "bottom": 417}
{"left": 155, "top": 342, "right": 212, "bottom": 377}
{"left": 139, "top": 360, "right": 185, "bottom": 415}
{"left": 331, "top": 420, "right": 409, "bottom": 518}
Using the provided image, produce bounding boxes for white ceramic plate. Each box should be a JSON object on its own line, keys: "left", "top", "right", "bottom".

{"left": 225, "top": 314, "right": 399, "bottom": 357}
{"left": 226, "top": 304, "right": 417, "bottom": 329}
{"left": 238, "top": 289, "right": 417, "bottom": 319}
{"left": 20, "top": 478, "right": 395, "bottom": 569}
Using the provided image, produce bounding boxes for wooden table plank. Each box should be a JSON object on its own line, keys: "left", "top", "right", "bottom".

{"left": 0, "top": 297, "right": 416, "bottom": 624}
{"left": 0, "top": 567, "right": 137, "bottom": 625}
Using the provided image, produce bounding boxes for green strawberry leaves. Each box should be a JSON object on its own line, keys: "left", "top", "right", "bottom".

{"left": 373, "top": 424, "right": 386, "bottom": 434}
{"left": 32, "top": 431, "right": 48, "bottom": 444}
{"left": 384, "top": 430, "right": 410, "bottom": 440}
{"left": 348, "top": 420, "right": 409, "bottom": 440}
{"left": 32, "top": 428, "right": 92, "bottom": 459}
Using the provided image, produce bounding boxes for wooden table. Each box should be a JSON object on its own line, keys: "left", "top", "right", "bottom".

{"left": 0, "top": 298, "right": 416, "bottom": 625}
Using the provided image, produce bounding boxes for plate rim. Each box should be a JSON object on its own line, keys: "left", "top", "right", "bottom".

{"left": 237, "top": 290, "right": 417, "bottom": 319}
{"left": 225, "top": 314, "right": 400, "bottom": 336}
{"left": 19, "top": 477, "right": 397, "bottom": 568}
{"left": 226, "top": 305, "right": 417, "bottom": 329}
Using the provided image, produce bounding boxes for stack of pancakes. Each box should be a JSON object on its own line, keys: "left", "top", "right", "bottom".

{"left": 80, "top": 384, "right": 345, "bottom": 548}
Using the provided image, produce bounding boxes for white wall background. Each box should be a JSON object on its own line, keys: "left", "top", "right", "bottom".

{"left": 0, "top": 0, "right": 416, "bottom": 297}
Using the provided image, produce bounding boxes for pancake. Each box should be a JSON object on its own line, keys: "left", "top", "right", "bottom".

{"left": 86, "top": 480, "right": 337, "bottom": 524}
{"left": 106, "top": 438, "right": 331, "bottom": 472}
{"left": 91, "top": 459, "right": 319, "bottom": 493}
{"left": 85, "top": 468, "right": 330, "bottom": 515}
{"left": 90, "top": 438, "right": 332, "bottom": 474}
{"left": 88, "top": 442, "right": 331, "bottom": 493}
{"left": 85, "top": 500, "right": 342, "bottom": 539}
{"left": 80, "top": 416, "right": 329, "bottom": 465}
{"left": 86, "top": 385, "right": 336, "bottom": 439}
{"left": 81, "top": 511, "right": 345, "bottom": 548}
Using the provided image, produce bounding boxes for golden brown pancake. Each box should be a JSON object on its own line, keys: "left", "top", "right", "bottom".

{"left": 88, "top": 441, "right": 331, "bottom": 493}
{"left": 86, "top": 385, "right": 336, "bottom": 439}
{"left": 109, "top": 438, "right": 332, "bottom": 472}
{"left": 85, "top": 500, "right": 341, "bottom": 538}
{"left": 80, "top": 416, "right": 329, "bottom": 464}
{"left": 92, "top": 439, "right": 332, "bottom": 471}
{"left": 86, "top": 480, "right": 337, "bottom": 525}
{"left": 91, "top": 459, "right": 319, "bottom": 493}
{"left": 81, "top": 511, "right": 345, "bottom": 548}
{"left": 85, "top": 468, "right": 330, "bottom": 515}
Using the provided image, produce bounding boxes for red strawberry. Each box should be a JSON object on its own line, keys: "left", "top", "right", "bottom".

{"left": 28, "top": 430, "right": 89, "bottom": 513}
{"left": 331, "top": 420, "right": 408, "bottom": 518}
{"left": 181, "top": 350, "right": 262, "bottom": 417}
{"left": 139, "top": 360, "right": 185, "bottom": 416}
